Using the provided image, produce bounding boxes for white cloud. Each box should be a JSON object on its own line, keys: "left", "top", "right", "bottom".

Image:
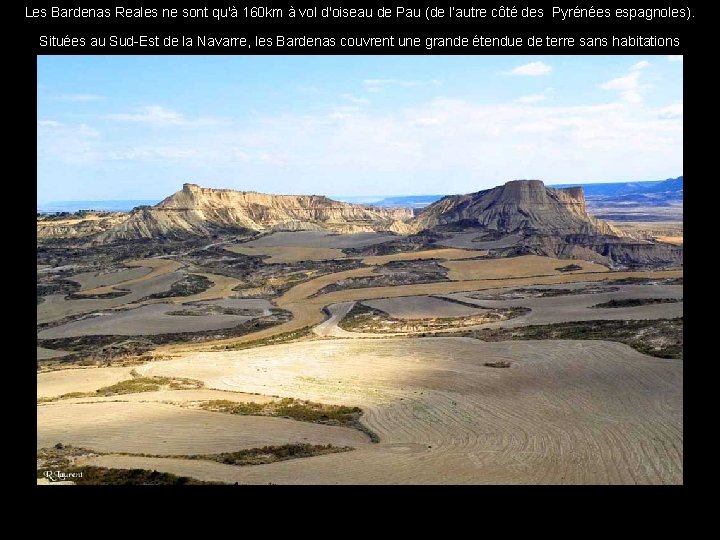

{"left": 37, "top": 122, "right": 100, "bottom": 164}
{"left": 408, "top": 117, "right": 442, "bottom": 126}
{"left": 74, "top": 99, "right": 679, "bottom": 175}
{"left": 599, "top": 70, "right": 651, "bottom": 104}
{"left": 53, "top": 94, "right": 104, "bottom": 102}
{"left": 341, "top": 93, "right": 369, "bottom": 105}
{"left": 362, "top": 79, "right": 440, "bottom": 93}
{"left": 107, "top": 105, "right": 221, "bottom": 126}
{"left": 514, "top": 94, "right": 547, "bottom": 104}
{"left": 514, "top": 87, "right": 554, "bottom": 104}
{"left": 667, "top": 55, "right": 683, "bottom": 62}
{"left": 39, "top": 91, "right": 681, "bottom": 190}
{"left": 599, "top": 72, "right": 639, "bottom": 91}
{"left": 296, "top": 85, "right": 325, "bottom": 95}
{"left": 107, "top": 105, "right": 183, "bottom": 124}
{"left": 630, "top": 60, "right": 651, "bottom": 71}
{"left": 329, "top": 105, "right": 361, "bottom": 120}
{"left": 658, "top": 102, "right": 683, "bottom": 119}
{"left": 505, "top": 61, "right": 552, "bottom": 76}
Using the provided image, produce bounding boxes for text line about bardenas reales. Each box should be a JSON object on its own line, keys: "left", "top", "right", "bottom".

{"left": 24, "top": 6, "right": 536, "bottom": 20}
{"left": 25, "top": 6, "right": 694, "bottom": 22}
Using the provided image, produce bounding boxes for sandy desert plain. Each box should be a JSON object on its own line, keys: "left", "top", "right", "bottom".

{"left": 36, "top": 224, "right": 683, "bottom": 485}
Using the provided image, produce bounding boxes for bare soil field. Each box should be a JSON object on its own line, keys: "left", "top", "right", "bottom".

{"left": 655, "top": 236, "right": 683, "bottom": 245}
{"left": 38, "top": 401, "right": 370, "bottom": 455}
{"left": 363, "top": 296, "right": 483, "bottom": 319}
{"left": 226, "top": 244, "right": 346, "bottom": 263}
{"left": 244, "top": 231, "right": 397, "bottom": 249}
{"left": 37, "top": 272, "right": 184, "bottom": 324}
{"left": 70, "top": 266, "right": 153, "bottom": 291}
{"left": 98, "top": 337, "right": 684, "bottom": 484}
{"left": 38, "top": 366, "right": 136, "bottom": 398}
{"left": 444, "top": 283, "right": 683, "bottom": 329}
{"left": 75, "top": 259, "right": 184, "bottom": 297}
{"left": 609, "top": 220, "right": 683, "bottom": 245}
{"left": 442, "top": 255, "right": 607, "bottom": 281}
{"left": 37, "top": 347, "right": 69, "bottom": 360}
{"left": 37, "top": 303, "right": 252, "bottom": 339}
{"left": 361, "top": 248, "right": 487, "bottom": 266}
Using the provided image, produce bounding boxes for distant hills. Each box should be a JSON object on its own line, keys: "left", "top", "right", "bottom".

{"left": 37, "top": 200, "right": 160, "bottom": 213}
{"left": 551, "top": 177, "right": 683, "bottom": 203}
{"left": 369, "top": 195, "right": 445, "bottom": 209}
{"left": 352, "top": 176, "right": 683, "bottom": 210}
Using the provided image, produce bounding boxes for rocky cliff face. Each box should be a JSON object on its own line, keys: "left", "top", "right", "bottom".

{"left": 36, "top": 213, "right": 129, "bottom": 240}
{"left": 94, "top": 183, "right": 414, "bottom": 241}
{"left": 502, "top": 233, "right": 684, "bottom": 268}
{"left": 411, "top": 180, "right": 681, "bottom": 267}
{"left": 413, "top": 180, "right": 622, "bottom": 236}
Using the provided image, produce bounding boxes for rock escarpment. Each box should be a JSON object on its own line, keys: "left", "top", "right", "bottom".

{"left": 410, "top": 180, "right": 682, "bottom": 267}
{"left": 412, "top": 180, "right": 622, "bottom": 236}
{"left": 36, "top": 213, "right": 129, "bottom": 240}
{"left": 95, "top": 183, "right": 414, "bottom": 241}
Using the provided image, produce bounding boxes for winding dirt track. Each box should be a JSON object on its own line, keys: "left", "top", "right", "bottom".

{"left": 157, "top": 264, "right": 682, "bottom": 354}
{"left": 87, "top": 337, "right": 683, "bottom": 484}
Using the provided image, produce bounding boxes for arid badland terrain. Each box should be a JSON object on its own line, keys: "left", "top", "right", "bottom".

{"left": 37, "top": 179, "right": 682, "bottom": 485}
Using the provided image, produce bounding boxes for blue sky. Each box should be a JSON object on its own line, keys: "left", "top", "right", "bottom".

{"left": 37, "top": 55, "right": 683, "bottom": 203}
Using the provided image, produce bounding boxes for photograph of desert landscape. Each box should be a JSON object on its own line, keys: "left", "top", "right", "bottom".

{"left": 37, "top": 55, "right": 682, "bottom": 485}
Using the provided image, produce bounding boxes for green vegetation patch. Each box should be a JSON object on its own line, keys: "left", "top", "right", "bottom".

{"left": 187, "top": 443, "right": 351, "bottom": 467}
{"left": 339, "top": 301, "right": 529, "bottom": 334}
{"left": 215, "top": 326, "right": 312, "bottom": 351}
{"left": 555, "top": 264, "right": 583, "bottom": 272}
{"left": 590, "top": 298, "right": 681, "bottom": 309}
{"left": 148, "top": 273, "right": 213, "bottom": 299}
{"left": 67, "top": 289, "right": 130, "bottom": 300}
{"left": 604, "top": 276, "right": 683, "bottom": 286}
{"left": 433, "top": 317, "right": 683, "bottom": 359}
{"left": 200, "top": 398, "right": 379, "bottom": 442}
{"left": 201, "top": 398, "right": 359, "bottom": 424}
{"left": 38, "top": 375, "right": 203, "bottom": 403}
{"left": 467, "top": 286, "right": 619, "bottom": 300}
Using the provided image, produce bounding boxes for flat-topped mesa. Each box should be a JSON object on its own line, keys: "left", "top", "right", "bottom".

{"left": 95, "top": 183, "right": 414, "bottom": 241}
{"left": 166, "top": 182, "right": 409, "bottom": 215}
{"left": 413, "top": 179, "right": 619, "bottom": 236}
